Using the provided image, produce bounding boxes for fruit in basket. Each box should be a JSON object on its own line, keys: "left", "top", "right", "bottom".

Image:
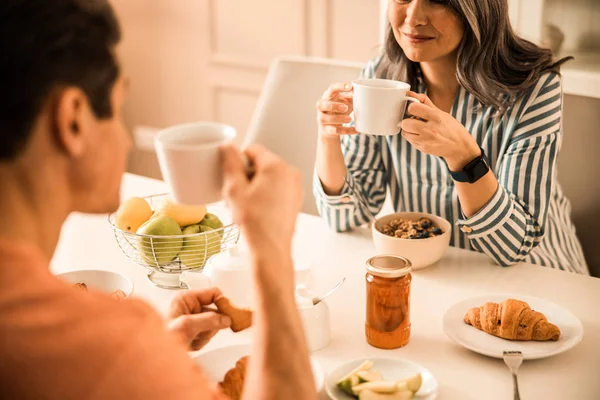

{"left": 179, "top": 224, "right": 221, "bottom": 269}
{"left": 154, "top": 197, "right": 207, "bottom": 227}
{"left": 114, "top": 197, "right": 153, "bottom": 232}
{"left": 136, "top": 215, "right": 183, "bottom": 266}
{"left": 199, "top": 213, "right": 224, "bottom": 235}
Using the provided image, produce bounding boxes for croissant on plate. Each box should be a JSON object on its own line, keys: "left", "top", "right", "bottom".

{"left": 463, "top": 299, "right": 560, "bottom": 341}
{"left": 219, "top": 356, "right": 249, "bottom": 400}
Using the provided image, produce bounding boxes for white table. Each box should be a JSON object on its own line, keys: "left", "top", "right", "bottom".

{"left": 51, "top": 173, "right": 600, "bottom": 400}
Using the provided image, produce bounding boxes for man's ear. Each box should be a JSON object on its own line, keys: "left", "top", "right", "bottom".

{"left": 53, "top": 87, "right": 90, "bottom": 158}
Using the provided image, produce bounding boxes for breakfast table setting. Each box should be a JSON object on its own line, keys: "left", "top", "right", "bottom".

{"left": 48, "top": 172, "right": 600, "bottom": 400}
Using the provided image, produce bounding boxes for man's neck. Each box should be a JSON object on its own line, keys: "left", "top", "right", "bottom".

{"left": 0, "top": 157, "right": 71, "bottom": 262}
{"left": 420, "top": 52, "right": 461, "bottom": 112}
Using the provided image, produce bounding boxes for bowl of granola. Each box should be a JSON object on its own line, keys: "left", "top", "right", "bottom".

{"left": 372, "top": 212, "right": 451, "bottom": 269}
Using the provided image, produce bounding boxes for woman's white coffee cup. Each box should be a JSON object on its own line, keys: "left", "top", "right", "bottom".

{"left": 155, "top": 122, "right": 236, "bottom": 205}
{"left": 352, "top": 78, "right": 420, "bottom": 136}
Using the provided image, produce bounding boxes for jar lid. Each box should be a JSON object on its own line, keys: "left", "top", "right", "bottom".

{"left": 366, "top": 255, "right": 412, "bottom": 278}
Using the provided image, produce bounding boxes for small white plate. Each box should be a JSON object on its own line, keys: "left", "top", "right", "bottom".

{"left": 193, "top": 344, "right": 325, "bottom": 393}
{"left": 443, "top": 294, "right": 584, "bottom": 360}
{"left": 325, "top": 357, "right": 438, "bottom": 400}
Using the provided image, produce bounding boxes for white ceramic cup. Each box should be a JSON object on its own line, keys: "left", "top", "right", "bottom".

{"left": 179, "top": 247, "right": 254, "bottom": 308}
{"left": 155, "top": 122, "right": 236, "bottom": 205}
{"left": 352, "top": 78, "right": 420, "bottom": 136}
{"left": 295, "top": 285, "right": 331, "bottom": 352}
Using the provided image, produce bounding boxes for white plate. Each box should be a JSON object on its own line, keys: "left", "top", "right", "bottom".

{"left": 325, "top": 357, "right": 438, "bottom": 400}
{"left": 443, "top": 294, "right": 584, "bottom": 360}
{"left": 193, "top": 344, "right": 325, "bottom": 393}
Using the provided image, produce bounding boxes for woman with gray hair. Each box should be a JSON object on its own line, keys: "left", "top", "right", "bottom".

{"left": 314, "top": 0, "right": 588, "bottom": 274}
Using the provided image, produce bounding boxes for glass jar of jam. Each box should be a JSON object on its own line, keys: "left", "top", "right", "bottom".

{"left": 365, "top": 255, "right": 412, "bottom": 349}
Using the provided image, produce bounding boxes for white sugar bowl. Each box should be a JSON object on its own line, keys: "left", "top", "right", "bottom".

{"left": 296, "top": 285, "right": 331, "bottom": 352}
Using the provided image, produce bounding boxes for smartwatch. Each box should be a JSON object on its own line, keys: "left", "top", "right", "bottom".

{"left": 448, "top": 147, "right": 490, "bottom": 183}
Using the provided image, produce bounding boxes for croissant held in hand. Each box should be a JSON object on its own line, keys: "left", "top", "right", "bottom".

{"left": 464, "top": 299, "right": 560, "bottom": 341}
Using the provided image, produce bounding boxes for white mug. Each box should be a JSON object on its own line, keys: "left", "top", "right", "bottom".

{"left": 352, "top": 78, "right": 420, "bottom": 136}
{"left": 179, "top": 249, "right": 317, "bottom": 309}
{"left": 179, "top": 247, "right": 254, "bottom": 308}
{"left": 296, "top": 286, "right": 331, "bottom": 352}
{"left": 155, "top": 122, "right": 236, "bottom": 205}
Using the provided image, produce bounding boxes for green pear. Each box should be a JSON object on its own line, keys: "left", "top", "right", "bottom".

{"left": 199, "top": 213, "right": 224, "bottom": 235}
{"left": 179, "top": 224, "right": 221, "bottom": 269}
{"left": 137, "top": 215, "right": 183, "bottom": 266}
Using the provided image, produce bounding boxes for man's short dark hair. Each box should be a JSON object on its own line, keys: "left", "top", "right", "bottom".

{"left": 0, "top": 0, "right": 121, "bottom": 160}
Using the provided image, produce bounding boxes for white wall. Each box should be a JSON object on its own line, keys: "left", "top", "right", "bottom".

{"left": 558, "top": 95, "right": 600, "bottom": 274}
{"left": 112, "top": 0, "right": 382, "bottom": 179}
{"left": 111, "top": 0, "right": 212, "bottom": 179}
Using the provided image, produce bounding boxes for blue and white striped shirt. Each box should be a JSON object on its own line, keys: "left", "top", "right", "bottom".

{"left": 314, "top": 58, "right": 589, "bottom": 275}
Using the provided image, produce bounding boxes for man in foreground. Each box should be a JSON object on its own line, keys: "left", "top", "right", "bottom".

{"left": 0, "top": 1, "right": 315, "bottom": 399}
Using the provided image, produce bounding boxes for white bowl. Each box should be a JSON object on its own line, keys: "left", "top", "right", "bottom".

{"left": 372, "top": 212, "right": 451, "bottom": 270}
{"left": 56, "top": 269, "right": 134, "bottom": 298}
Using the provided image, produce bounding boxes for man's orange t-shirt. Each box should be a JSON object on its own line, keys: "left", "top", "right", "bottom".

{"left": 0, "top": 238, "right": 225, "bottom": 399}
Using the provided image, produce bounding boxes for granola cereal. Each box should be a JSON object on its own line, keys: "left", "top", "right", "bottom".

{"left": 380, "top": 217, "right": 443, "bottom": 239}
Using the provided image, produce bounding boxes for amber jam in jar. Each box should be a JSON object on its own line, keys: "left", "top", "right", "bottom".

{"left": 365, "top": 255, "right": 412, "bottom": 349}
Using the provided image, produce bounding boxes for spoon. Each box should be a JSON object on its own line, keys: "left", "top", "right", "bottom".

{"left": 312, "top": 277, "right": 346, "bottom": 306}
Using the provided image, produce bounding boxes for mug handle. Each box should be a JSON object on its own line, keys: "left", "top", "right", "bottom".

{"left": 397, "top": 97, "right": 422, "bottom": 127}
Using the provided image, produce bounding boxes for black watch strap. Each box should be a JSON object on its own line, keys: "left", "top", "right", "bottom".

{"left": 448, "top": 147, "right": 490, "bottom": 183}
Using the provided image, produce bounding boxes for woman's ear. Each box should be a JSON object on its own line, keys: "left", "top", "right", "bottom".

{"left": 53, "top": 87, "right": 90, "bottom": 158}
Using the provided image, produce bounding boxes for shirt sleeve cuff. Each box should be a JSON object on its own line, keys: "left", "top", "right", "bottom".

{"left": 455, "top": 185, "right": 514, "bottom": 239}
{"left": 313, "top": 170, "right": 355, "bottom": 208}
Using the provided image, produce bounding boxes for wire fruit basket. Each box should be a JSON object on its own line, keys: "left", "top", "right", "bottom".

{"left": 108, "top": 194, "right": 240, "bottom": 289}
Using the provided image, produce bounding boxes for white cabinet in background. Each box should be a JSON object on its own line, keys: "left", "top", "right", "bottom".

{"left": 505, "top": 0, "right": 599, "bottom": 99}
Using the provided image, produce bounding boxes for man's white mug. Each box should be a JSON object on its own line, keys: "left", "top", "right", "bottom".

{"left": 155, "top": 122, "right": 236, "bottom": 205}
{"left": 352, "top": 78, "right": 420, "bottom": 136}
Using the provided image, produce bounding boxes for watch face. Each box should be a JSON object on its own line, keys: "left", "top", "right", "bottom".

{"left": 466, "top": 158, "right": 490, "bottom": 183}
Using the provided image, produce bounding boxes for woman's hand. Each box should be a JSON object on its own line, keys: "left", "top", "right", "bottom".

{"left": 167, "top": 288, "right": 231, "bottom": 351}
{"left": 401, "top": 92, "right": 481, "bottom": 171}
{"left": 316, "top": 82, "right": 357, "bottom": 138}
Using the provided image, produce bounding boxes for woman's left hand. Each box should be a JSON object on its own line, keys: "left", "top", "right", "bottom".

{"left": 401, "top": 91, "right": 481, "bottom": 171}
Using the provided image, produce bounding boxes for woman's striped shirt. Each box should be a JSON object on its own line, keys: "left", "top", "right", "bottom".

{"left": 313, "top": 58, "right": 589, "bottom": 275}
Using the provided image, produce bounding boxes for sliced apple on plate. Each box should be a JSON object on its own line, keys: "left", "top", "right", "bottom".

{"left": 337, "top": 360, "right": 375, "bottom": 396}
{"left": 352, "top": 380, "right": 400, "bottom": 395}
{"left": 404, "top": 373, "right": 422, "bottom": 394}
{"left": 357, "top": 370, "right": 384, "bottom": 383}
{"left": 336, "top": 360, "right": 422, "bottom": 399}
{"left": 358, "top": 389, "right": 414, "bottom": 400}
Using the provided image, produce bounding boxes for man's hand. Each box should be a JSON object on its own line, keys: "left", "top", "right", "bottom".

{"left": 219, "top": 144, "right": 316, "bottom": 399}
{"left": 167, "top": 288, "right": 231, "bottom": 351}
{"left": 220, "top": 144, "right": 304, "bottom": 257}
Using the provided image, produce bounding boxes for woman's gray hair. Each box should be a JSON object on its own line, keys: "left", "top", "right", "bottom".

{"left": 377, "top": 0, "right": 572, "bottom": 113}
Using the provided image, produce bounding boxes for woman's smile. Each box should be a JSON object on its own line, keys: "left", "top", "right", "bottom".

{"left": 402, "top": 32, "right": 436, "bottom": 44}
